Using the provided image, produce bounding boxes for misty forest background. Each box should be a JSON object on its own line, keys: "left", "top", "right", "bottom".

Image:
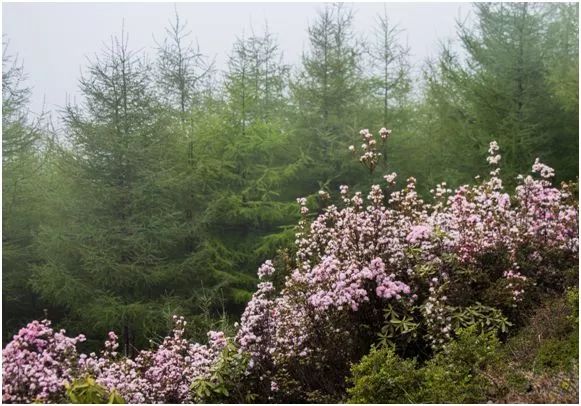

{"left": 2, "top": 3, "right": 578, "bottom": 352}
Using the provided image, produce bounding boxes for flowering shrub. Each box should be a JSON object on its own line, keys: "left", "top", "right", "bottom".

{"left": 2, "top": 129, "right": 578, "bottom": 403}
{"left": 190, "top": 338, "right": 255, "bottom": 403}
{"left": 2, "top": 319, "right": 86, "bottom": 403}
{"left": 3, "top": 317, "right": 226, "bottom": 403}
{"left": 79, "top": 316, "right": 227, "bottom": 403}
{"left": 349, "top": 128, "right": 391, "bottom": 173}
{"left": 233, "top": 132, "right": 578, "bottom": 400}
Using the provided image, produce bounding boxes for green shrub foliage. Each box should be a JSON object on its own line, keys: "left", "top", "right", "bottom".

{"left": 348, "top": 327, "right": 500, "bottom": 404}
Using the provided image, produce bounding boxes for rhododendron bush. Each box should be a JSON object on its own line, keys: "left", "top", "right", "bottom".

{"left": 2, "top": 317, "right": 228, "bottom": 403}
{"left": 3, "top": 130, "right": 578, "bottom": 403}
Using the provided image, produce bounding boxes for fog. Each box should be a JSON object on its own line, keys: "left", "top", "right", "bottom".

{"left": 3, "top": 2, "right": 471, "bottom": 118}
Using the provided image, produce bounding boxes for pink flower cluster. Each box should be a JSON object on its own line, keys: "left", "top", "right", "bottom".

{"left": 3, "top": 317, "right": 226, "bottom": 404}
{"left": 406, "top": 224, "right": 432, "bottom": 243}
{"left": 306, "top": 256, "right": 410, "bottom": 312}
{"left": 236, "top": 279, "right": 277, "bottom": 362}
{"left": 2, "top": 320, "right": 85, "bottom": 403}
{"left": 503, "top": 269, "right": 529, "bottom": 303}
{"left": 257, "top": 260, "right": 275, "bottom": 280}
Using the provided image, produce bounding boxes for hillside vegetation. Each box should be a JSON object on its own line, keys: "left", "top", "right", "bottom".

{"left": 2, "top": 2, "right": 579, "bottom": 403}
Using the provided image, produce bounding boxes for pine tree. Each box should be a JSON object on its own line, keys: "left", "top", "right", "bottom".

{"left": 156, "top": 9, "right": 214, "bottom": 121}
{"left": 155, "top": 11, "right": 215, "bottom": 255}
{"left": 293, "top": 4, "right": 363, "bottom": 133}
{"left": 542, "top": 3, "right": 579, "bottom": 178}
{"left": 225, "top": 24, "right": 289, "bottom": 133}
{"left": 189, "top": 24, "right": 300, "bottom": 308}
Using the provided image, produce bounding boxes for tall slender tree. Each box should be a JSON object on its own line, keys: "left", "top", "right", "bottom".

{"left": 290, "top": 3, "right": 367, "bottom": 191}
{"left": 156, "top": 10, "right": 214, "bottom": 121}
{"left": 293, "top": 4, "right": 363, "bottom": 133}
{"left": 156, "top": 11, "right": 214, "bottom": 254}
{"left": 368, "top": 6, "right": 411, "bottom": 129}
{"left": 225, "top": 24, "right": 289, "bottom": 133}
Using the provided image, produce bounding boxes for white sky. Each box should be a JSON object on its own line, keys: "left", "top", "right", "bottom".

{"left": 2, "top": 2, "right": 473, "bottom": 118}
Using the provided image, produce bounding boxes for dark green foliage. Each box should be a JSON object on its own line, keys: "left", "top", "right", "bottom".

{"left": 529, "top": 289, "right": 578, "bottom": 373}
{"left": 30, "top": 30, "right": 195, "bottom": 350}
{"left": 347, "top": 345, "right": 421, "bottom": 403}
{"left": 420, "top": 2, "right": 579, "bottom": 190}
{"left": 450, "top": 303, "right": 512, "bottom": 334}
{"left": 290, "top": 3, "right": 368, "bottom": 190}
{"left": 484, "top": 291, "right": 579, "bottom": 403}
{"left": 535, "top": 335, "right": 578, "bottom": 372}
{"left": 350, "top": 297, "right": 580, "bottom": 404}
{"left": 419, "top": 327, "right": 499, "bottom": 403}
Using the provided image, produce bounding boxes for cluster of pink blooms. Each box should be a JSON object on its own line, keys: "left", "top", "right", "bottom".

{"left": 3, "top": 131, "right": 578, "bottom": 403}
{"left": 406, "top": 224, "right": 432, "bottom": 243}
{"left": 2, "top": 320, "right": 85, "bottom": 403}
{"left": 3, "top": 317, "right": 226, "bottom": 403}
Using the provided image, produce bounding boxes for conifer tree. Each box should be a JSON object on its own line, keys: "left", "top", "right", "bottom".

{"left": 31, "top": 30, "right": 193, "bottom": 352}
{"left": 2, "top": 40, "right": 48, "bottom": 343}
{"left": 368, "top": 6, "right": 411, "bottom": 129}
{"left": 3, "top": 3, "right": 578, "bottom": 353}
{"left": 542, "top": 3, "right": 579, "bottom": 178}
{"left": 291, "top": 3, "right": 366, "bottom": 189}
{"left": 156, "top": 10, "right": 214, "bottom": 121}
{"left": 422, "top": 3, "right": 578, "bottom": 186}
{"left": 225, "top": 24, "right": 289, "bottom": 132}
{"left": 293, "top": 3, "right": 363, "bottom": 134}
{"left": 195, "top": 24, "right": 300, "bottom": 306}
{"left": 156, "top": 12, "right": 215, "bottom": 255}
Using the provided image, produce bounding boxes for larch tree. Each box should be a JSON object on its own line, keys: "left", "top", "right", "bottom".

{"left": 156, "top": 11, "right": 214, "bottom": 255}
{"left": 2, "top": 40, "right": 49, "bottom": 344}
{"left": 368, "top": 6, "right": 411, "bottom": 129}
{"left": 195, "top": 24, "right": 300, "bottom": 308}
{"left": 225, "top": 25, "right": 289, "bottom": 131}
{"left": 293, "top": 4, "right": 363, "bottom": 133}
{"left": 421, "top": 3, "right": 577, "bottom": 187}
{"left": 31, "top": 30, "right": 192, "bottom": 353}
{"left": 156, "top": 10, "right": 214, "bottom": 121}
{"left": 225, "top": 31, "right": 252, "bottom": 136}
{"left": 291, "top": 3, "right": 366, "bottom": 191}
{"left": 542, "top": 2, "right": 579, "bottom": 179}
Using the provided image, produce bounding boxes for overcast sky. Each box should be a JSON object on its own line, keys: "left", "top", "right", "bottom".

{"left": 3, "top": 2, "right": 472, "bottom": 119}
